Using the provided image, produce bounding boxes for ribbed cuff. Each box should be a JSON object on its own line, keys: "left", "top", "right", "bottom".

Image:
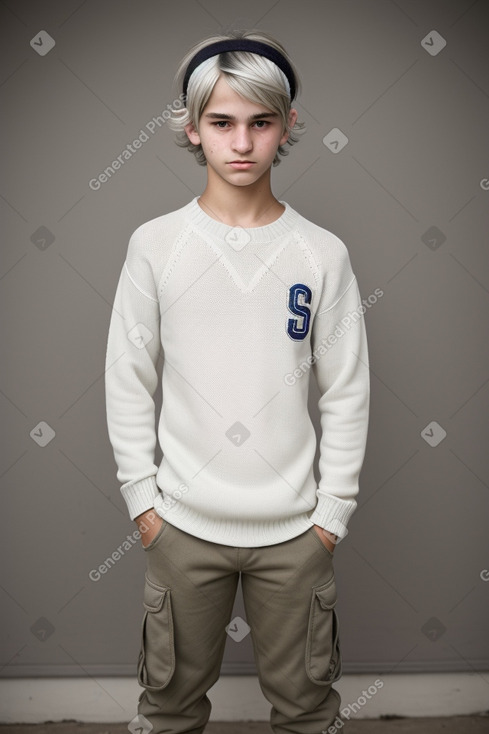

{"left": 309, "top": 491, "right": 357, "bottom": 539}
{"left": 120, "top": 475, "right": 161, "bottom": 521}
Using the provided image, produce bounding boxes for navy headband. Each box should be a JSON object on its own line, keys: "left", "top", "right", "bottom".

{"left": 182, "top": 39, "right": 296, "bottom": 102}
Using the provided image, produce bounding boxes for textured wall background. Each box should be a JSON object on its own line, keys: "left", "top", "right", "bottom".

{"left": 1, "top": 0, "right": 488, "bottom": 686}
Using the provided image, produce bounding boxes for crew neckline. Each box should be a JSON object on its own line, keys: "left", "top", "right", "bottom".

{"left": 187, "top": 196, "right": 297, "bottom": 243}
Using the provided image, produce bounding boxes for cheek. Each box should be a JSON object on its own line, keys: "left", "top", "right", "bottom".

{"left": 201, "top": 138, "right": 217, "bottom": 154}
{"left": 256, "top": 138, "right": 279, "bottom": 157}
{"left": 261, "top": 130, "right": 283, "bottom": 147}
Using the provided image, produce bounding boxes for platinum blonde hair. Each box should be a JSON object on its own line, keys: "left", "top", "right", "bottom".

{"left": 167, "top": 29, "right": 306, "bottom": 166}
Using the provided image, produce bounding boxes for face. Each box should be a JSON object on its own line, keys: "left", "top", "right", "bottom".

{"left": 184, "top": 75, "right": 298, "bottom": 188}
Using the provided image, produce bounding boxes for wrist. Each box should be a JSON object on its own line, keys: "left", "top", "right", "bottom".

{"left": 321, "top": 528, "right": 339, "bottom": 544}
{"left": 135, "top": 509, "right": 161, "bottom": 531}
{"left": 312, "top": 524, "right": 339, "bottom": 553}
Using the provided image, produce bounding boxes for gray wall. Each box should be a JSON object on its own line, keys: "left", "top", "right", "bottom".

{"left": 1, "top": 0, "right": 488, "bottom": 679}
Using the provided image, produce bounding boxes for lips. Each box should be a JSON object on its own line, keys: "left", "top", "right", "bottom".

{"left": 228, "top": 161, "right": 256, "bottom": 169}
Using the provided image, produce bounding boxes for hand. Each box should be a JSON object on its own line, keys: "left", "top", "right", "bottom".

{"left": 312, "top": 525, "right": 338, "bottom": 553}
{"left": 135, "top": 510, "right": 164, "bottom": 548}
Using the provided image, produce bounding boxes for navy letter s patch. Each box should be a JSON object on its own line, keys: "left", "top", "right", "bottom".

{"left": 287, "top": 283, "right": 312, "bottom": 341}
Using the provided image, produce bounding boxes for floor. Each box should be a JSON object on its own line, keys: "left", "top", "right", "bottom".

{"left": 1, "top": 718, "right": 489, "bottom": 733}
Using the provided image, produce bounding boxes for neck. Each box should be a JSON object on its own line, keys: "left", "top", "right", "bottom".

{"left": 197, "top": 168, "right": 284, "bottom": 227}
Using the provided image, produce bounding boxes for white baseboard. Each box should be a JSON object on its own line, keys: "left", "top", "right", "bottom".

{"left": 0, "top": 673, "right": 488, "bottom": 723}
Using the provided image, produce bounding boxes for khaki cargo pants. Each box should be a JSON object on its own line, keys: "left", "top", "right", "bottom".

{"left": 135, "top": 520, "right": 342, "bottom": 733}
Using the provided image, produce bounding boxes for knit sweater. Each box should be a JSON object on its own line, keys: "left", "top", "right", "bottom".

{"left": 105, "top": 196, "right": 370, "bottom": 547}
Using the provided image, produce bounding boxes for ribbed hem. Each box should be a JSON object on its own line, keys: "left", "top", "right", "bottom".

{"left": 186, "top": 196, "right": 298, "bottom": 244}
{"left": 153, "top": 493, "right": 314, "bottom": 548}
{"left": 308, "top": 491, "right": 357, "bottom": 539}
{"left": 120, "top": 475, "right": 161, "bottom": 521}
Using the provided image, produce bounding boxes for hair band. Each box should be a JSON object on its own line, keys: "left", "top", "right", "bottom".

{"left": 182, "top": 39, "right": 296, "bottom": 102}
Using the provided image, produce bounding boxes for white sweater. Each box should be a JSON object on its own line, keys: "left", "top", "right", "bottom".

{"left": 105, "top": 197, "right": 370, "bottom": 547}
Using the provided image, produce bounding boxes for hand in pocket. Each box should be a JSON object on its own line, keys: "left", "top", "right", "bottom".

{"left": 136, "top": 510, "right": 165, "bottom": 548}
{"left": 312, "top": 525, "right": 337, "bottom": 554}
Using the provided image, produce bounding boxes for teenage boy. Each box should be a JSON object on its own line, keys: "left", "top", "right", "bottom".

{"left": 105, "top": 29, "right": 370, "bottom": 734}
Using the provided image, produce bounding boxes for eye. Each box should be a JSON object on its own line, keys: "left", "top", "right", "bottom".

{"left": 210, "top": 120, "right": 271, "bottom": 129}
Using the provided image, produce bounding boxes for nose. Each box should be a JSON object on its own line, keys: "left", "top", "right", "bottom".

{"left": 231, "top": 125, "right": 253, "bottom": 154}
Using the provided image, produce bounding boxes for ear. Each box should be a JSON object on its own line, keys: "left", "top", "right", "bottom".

{"left": 184, "top": 120, "right": 201, "bottom": 145}
{"left": 280, "top": 108, "right": 298, "bottom": 145}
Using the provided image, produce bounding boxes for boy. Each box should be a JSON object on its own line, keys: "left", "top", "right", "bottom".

{"left": 105, "top": 29, "right": 370, "bottom": 734}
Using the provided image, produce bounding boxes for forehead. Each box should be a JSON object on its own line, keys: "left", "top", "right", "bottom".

{"left": 202, "top": 75, "right": 273, "bottom": 117}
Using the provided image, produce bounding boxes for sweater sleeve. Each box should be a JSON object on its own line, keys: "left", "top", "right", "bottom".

{"left": 105, "top": 229, "right": 162, "bottom": 521}
{"left": 308, "top": 245, "right": 370, "bottom": 539}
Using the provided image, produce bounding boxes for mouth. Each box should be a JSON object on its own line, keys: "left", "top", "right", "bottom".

{"left": 228, "top": 161, "right": 256, "bottom": 169}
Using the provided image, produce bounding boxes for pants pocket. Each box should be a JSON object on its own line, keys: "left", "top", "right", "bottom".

{"left": 142, "top": 518, "right": 169, "bottom": 552}
{"left": 305, "top": 575, "right": 342, "bottom": 685}
{"left": 137, "top": 573, "right": 175, "bottom": 691}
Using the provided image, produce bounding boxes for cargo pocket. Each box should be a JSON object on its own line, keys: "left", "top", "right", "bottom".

{"left": 305, "top": 575, "right": 342, "bottom": 685}
{"left": 137, "top": 574, "right": 175, "bottom": 691}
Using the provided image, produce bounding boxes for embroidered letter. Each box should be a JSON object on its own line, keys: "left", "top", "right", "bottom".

{"left": 287, "top": 283, "right": 312, "bottom": 340}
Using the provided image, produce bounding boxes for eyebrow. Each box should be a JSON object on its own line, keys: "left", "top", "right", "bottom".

{"left": 203, "top": 112, "right": 278, "bottom": 121}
